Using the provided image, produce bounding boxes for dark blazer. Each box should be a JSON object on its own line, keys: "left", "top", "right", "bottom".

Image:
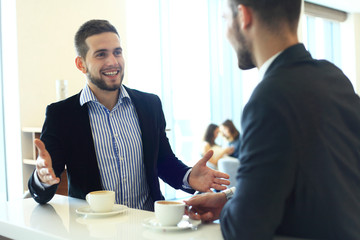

{"left": 220, "top": 44, "right": 360, "bottom": 240}
{"left": 28, "top": 86, "right": 194, "bottom": 206}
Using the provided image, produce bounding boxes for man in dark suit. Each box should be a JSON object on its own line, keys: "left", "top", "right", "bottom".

{"left": 185, "top": 0, "right": 360, "bottom": 239}
{"left": 28, "top": 19, "right": 229, "bottom": 210}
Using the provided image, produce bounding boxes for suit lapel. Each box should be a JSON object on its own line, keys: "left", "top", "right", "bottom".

{"left": 124, "top": 86, "right": 154, "bottom": 167}
{"left": 71, "top": 92, "right": 102, "bottom": 191}
{"left": 124, "top": 86, "right": 148, "bottom": 136}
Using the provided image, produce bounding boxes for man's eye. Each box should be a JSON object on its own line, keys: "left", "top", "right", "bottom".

{"left": 114, "top": 50, "right": 122, "bottom": 56}
{"left": 96, "top": 52, "right": 106, "bottom": 58}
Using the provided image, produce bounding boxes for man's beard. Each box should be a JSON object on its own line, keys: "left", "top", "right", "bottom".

{"left": 87, "top": 72, "right": 124, "bottom": 91}
{"left": 235, "top": 22, "right": 256, "bottom": 70}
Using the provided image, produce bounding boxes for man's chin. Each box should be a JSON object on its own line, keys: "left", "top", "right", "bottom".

{"left": 99, "top": 78, "right": 122, "bottom": 91}
{"left": 238, "top": 63, "right": 256, "bottom": 70}
{"left": 94, "top": 83, "right": 121, "bottom": 91}
{"left": 104, "top": 83, "right": 121, "bottom": 91}
{"left": 236, "top": 46, "right": 256, "bottom": 70}
{"left": 237, "top": 54, "right": 256, "bottom": 70}
{"left": 103, "top": 88, "right": 118, "bottom": 91}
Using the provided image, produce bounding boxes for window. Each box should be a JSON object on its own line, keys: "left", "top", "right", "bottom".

{"left": 303, "top": 2, "right": 347, "bottom": 67}
{"left": 1, "top": 0, "right": 22, "bottom": 201}
{"left": 126, "top": 0, "right": 258, "bottom": 199}
{"left": 126, "top": 1, "right": 351, "bottom": 200}
{"left": 302, "top": 15, "right": 342, "bottom": 67}
{"left": 0, "top": 1, "right": 8, "bottom": 202}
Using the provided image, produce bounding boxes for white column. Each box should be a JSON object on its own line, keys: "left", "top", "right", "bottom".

{"left": 1, "top": 0, "right": 23, "bottom": 200}
{"left": 341, "top": 13, "right": 360, "bottom": 94}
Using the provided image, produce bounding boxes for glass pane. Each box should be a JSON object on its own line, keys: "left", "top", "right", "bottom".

{"left": 303, "top": 15, "right": 342, "bottom": 68}
{"left": 0, "top": 1, "right": 8, "bottom": 201}
{"left": 126, "top": 0, "right": 259, "bottom": 200}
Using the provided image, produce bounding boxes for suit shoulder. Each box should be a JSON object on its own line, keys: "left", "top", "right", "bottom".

{"left": 46, "top": 92, "right": 81, "bottom": 113}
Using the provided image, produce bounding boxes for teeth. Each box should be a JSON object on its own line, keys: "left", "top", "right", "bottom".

{"left": 103, "top": 71, "right": 118, "bottom": 76}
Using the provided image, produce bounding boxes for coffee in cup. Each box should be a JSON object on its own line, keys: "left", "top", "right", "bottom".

{"left": 86, "top": 190, "right": 115, "bottom": 213}
{"left": 154, "top": 200, "right": 185, "bottom": 226}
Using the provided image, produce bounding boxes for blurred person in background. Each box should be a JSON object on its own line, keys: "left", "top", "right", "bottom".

{"left": 202, "top": 123, "right": 234, "bottom": 169}
{"left": 220, "top": 119, "right": 241, "bottom": 159}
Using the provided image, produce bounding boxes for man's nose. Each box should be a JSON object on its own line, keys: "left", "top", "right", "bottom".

{"left": 106, "top": 54, "right": 119, "bottom": 65}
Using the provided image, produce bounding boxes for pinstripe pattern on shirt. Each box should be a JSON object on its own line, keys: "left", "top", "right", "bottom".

{"left": 80, "top": 85, "right": 153, "bottom": 210}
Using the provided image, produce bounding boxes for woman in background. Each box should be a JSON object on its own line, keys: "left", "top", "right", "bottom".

{"left": 220, "top": 119, "right": 241, "bottom": 159}
{"left": 202, "top": 123, "right": 234, "bottom": 169}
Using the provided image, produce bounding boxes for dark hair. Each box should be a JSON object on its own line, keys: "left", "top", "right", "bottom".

{"left": 229, "top": 0, "right": 302, "bottom": 33}
{"left": 222, "top": 119, "right": 240, "bottom": 140}
{"left": 203, "top": 124, "right": 219, "bottom": 146}
{"left": 74, "top": 19, "right": 119, "bottom": 58}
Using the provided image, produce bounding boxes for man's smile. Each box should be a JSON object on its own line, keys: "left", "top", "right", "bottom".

{"left": 102, "top": 69, "right": 120, "bottom": 76}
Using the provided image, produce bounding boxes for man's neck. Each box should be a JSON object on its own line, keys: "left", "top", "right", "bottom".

{"left": 88, "top": 84, "right": 120, "bottom": 111}
{"left": 252, "top": 30, "right": 299, "bottom": 69}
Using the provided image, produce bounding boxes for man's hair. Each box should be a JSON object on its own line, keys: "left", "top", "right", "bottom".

{"left": 74, "top": 19, "right": 119, "bottom": 58}
{"left": 229, "top": 0, "right": 302, "bottom": 32}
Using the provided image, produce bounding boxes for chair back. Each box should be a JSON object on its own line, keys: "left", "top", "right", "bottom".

{"left": 217, "top": 156, "right": 240, "bottom": 188}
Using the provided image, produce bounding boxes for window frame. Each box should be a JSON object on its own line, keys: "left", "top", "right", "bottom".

{"left": 0, "top": 1, "right": 8, "bottom": 202}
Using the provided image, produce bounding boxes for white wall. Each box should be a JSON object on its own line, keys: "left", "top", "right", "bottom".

{"left": 17, "top": 0, "right": 128, "bottom": 128}
{"left": 1, "top": 0, "right": 22, "bottom": 201}
{"left": 354, "top": 14, "right": 360, "bottom": 94}
{"left": 341, "top": 13, "right": 360, "bottom": 93}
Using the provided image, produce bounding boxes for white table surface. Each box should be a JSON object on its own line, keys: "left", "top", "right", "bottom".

{"left": 0, "top": 194, "right": 223, "bottom": 240}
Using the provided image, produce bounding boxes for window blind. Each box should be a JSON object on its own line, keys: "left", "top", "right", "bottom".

{"left": 305, "top": 2, "right": 347, "bottom": 22}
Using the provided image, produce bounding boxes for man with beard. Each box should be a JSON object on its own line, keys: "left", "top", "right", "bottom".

{"left": 28, "top": 19, "right": 230, "bottom": 210}
{"left": 185, "top": 0, "right": 360, "bottom": 239}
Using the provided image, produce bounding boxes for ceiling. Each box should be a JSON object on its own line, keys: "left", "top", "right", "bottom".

{"left": 307, "top": 0, "right": 360, "bottom": 13}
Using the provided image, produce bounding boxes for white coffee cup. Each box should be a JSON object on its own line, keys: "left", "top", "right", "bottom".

{"left": 86, "top": 190, "right": 115, "bottom": 213}
{"left": 154, "top": 200, "right": 185, "bottom": 226}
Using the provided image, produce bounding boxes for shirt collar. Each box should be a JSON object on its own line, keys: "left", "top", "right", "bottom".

{"left": 79, "top": 84, "right": 131, "bottom": 106}
{"left": 258, "top": 51, "right": 282, "bottom": 81}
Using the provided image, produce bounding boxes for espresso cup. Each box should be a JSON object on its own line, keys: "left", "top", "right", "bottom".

{"left": 154, "top": 200, "right": 185, "bottom": 226}
{"left": 86, "top": 190, "right": 115, "bottom": 213}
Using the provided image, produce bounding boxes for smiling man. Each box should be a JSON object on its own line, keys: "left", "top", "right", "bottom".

{"left": 28, "top": 19, "right": 230, "bottom": 210}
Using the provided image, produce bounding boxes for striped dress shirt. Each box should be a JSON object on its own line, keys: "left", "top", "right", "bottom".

{"left": 80, "top": 84, "right": 153, "bottom": 210}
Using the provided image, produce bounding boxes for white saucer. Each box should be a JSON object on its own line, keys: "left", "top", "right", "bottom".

{"left": 142, "top": 215, "right": 201, "bottom": 231}
{"left": 76, "top": 204, "right": 128, "bottom": 216}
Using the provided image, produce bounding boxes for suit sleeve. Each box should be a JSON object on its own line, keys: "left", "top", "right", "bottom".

{"left": 220, "top": 96, "right": 297, "bottom": 240}
{"left": 28, "top": 104, "right": 67, "bottom": 204}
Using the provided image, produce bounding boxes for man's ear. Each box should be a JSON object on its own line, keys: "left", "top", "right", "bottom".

{"left": 238, "top": 4, "right": 252, "bottom": 30}
{"left": 75, "top": 56, "right": 87, "bottom": 73}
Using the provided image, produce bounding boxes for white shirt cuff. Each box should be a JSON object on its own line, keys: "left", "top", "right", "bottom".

{"left": 182, "top": 168, "right": 192, "bottom": 189}
{"left": 221, "top": 186, "right": 236, "bottom": 200}
{"left": 33, "top": 171, "right": 51, "bottom": 190}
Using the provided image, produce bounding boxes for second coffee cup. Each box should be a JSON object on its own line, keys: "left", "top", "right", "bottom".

{"left": 154, "top": 200, "right": 185, "bottom": 226}
{"left": 86, "top": 190, "right": 115, "bottom": 213}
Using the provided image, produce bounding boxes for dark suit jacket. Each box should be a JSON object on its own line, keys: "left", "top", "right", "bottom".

{"left": 28, "top": 86, "right": 194, "bottom": 206}
{"left": 220, "top": 44, "right": 360, "bottom": 239}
